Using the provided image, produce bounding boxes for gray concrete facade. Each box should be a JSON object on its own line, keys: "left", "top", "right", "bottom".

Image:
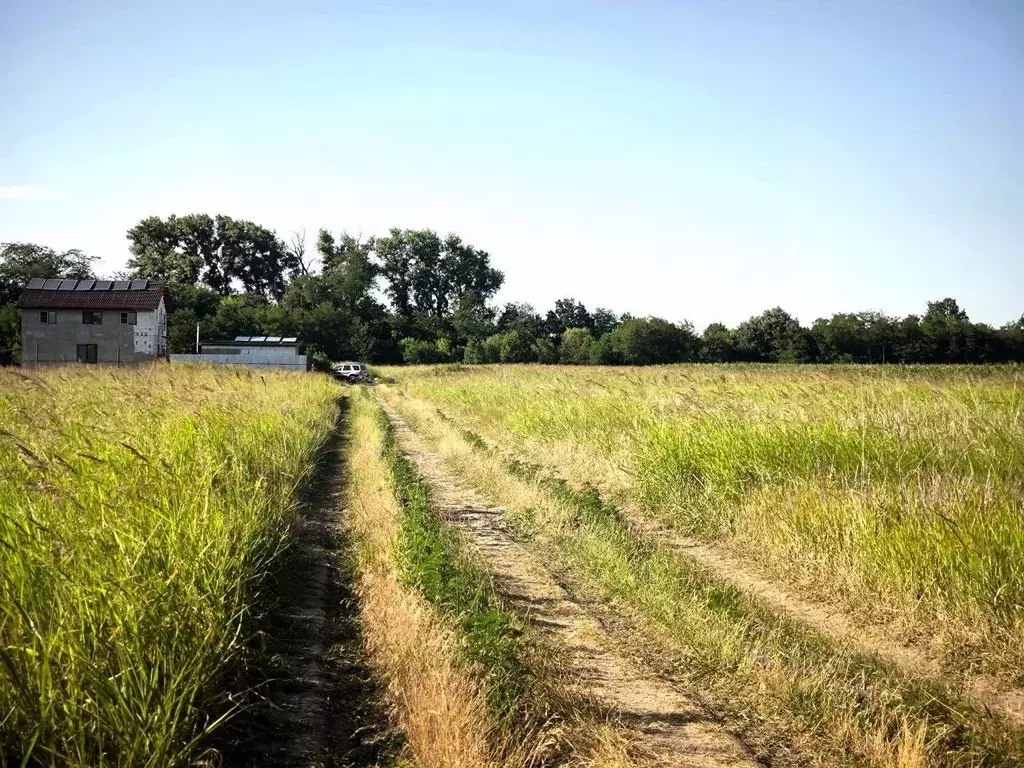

{"left": 21, "top": 307, "right": 163, "bottom": 365}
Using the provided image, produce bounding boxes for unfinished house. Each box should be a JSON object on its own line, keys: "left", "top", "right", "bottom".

{"left": 17, "top": 278, "right": 167, "bottom": 365}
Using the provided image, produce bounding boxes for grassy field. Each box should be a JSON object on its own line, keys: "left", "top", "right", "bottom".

{"left": 346, "top": 389, "right": 640, "bottom": 767}
{"left": 382, "top": 364, "right": 1024, "bottom": 680}
{"left": 0, "top": 365, "right": 339, "bottom": 766}
{"left": 6, "top": 361, "right": 1022, "bottom": 766}
{"left": 377, "top": 363, "right": 1024, "bottom": 765}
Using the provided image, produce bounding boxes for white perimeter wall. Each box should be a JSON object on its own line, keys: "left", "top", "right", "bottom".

{"left": 169, "top": 353, "right": 309, "bottom": 371}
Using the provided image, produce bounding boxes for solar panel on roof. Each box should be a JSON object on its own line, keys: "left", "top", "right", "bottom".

{"left": 234, "top": 336, "right": 251, "bottom": 342}
{"left": 265, "top": 336, "right": 282, "bottom": 343}
{"left": 130, "top": 279, "right": 148, "bottom": 290}
{"left": 282, "top": 337, "right": 297, "bottom": 343}
{"left": 58, "top": 278, "right": 78, "bottom": 290}
{"left": 75, "top": 279, "right": 96, "bottom": 291}
{"left": 113, "top": 280, "right": 131, "bottom": 291}
{"left": 43, "top": 279, "right": 62, "bottom": 290}
{"left": 251, "top": 336, "right": 268, "bottom": 342}
{"left": 95, "top": 280, "right": 112, "bottom": 291}
{"left": 26, "top": 278, "right": 45, "bottom": 289}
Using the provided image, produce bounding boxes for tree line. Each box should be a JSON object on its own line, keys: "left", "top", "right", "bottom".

{"left": 2, "top": 214, "right": 1022, "bottom": 366}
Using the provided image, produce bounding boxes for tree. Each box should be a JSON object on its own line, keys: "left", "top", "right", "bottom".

{"left": 487, "top": 329, "right": 537, "bottom": 363}
{"left": 0, "top": 242, "right": 97, "bottom": 306}
{"left": 533, "top": 336, "right": 558, "bottom": 364}
{"left": 0, "top": 242, "right": 98, "bottom": 355}
{"left": 921, "top": 298, "right": 971, "bottom": 363}
{"left": 399, "top": 337, "right": 451, "bottom": 364}
{"left": 734, "top": 307, "right": 813, "bottom": 362}
{"left": 894, "top": 314, "right": 928, "bottom": 363}
{"left": 449, "top": 291, "right": 497, "bottom": 346}
{"left": 126, "top": 214, "right": 204, "bottom": 286}
{"left": 591, "top": 308, "right": 620, "bottom": 338}
{"left": 316, "top": 230, "right": 375, "bottom": 279}
{"left": 964, "top": 322, "right": 1009, "bottom": 363}
{"left": 166, "top": 308, "right": 199, "bottom": 353}
{"left": 166, "top": 282, "right": 221, "bottom": 317}
{"left": 698, "top": 323, "right": 735, "bottom": 362}
{"left": 216, "top": 216, "right": 296, "bottom": 299}
{"left": 544, "top": 298, "right": 592, "bottom": 337}
{"left": 606, "top": 317, "right": 697, "bottom": 365}
{"left": 289, "top": 229, "right": 314, "bottom": 276}
{"left": 127, "top": 214, "right": 295, "bottom": 299}
{"left": 275, "top": 268, "right": 391, "bottom": 362}
{"left": 440, "top": 233, "right": 504, "bottom": 315}
{"left": 560, "top": 327, "right": 596, "bottom": 364}
{"left": 1000, "top": 316, "right": 1024, "bottom": 361}
{"left": 0, "top": 304, "right": 20, "bottom": 358}
{"left": 811, "top": 311, "right": 898, "bottom": 364}
{"left": 375, "top": 228, "right": 503, "bottom": 325}
{"left": 925, "top": 298, "right": 968, "bottom": 322}
{"left": 203, "top": 293, "right": 271, "bottom": 340}
{"left": 496, "top": 302, "right": 544, "bottom": 337}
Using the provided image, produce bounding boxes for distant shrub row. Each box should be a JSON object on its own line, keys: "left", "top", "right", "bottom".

{"left": 399, "top": 298, "right": 1024, "bottom": 366}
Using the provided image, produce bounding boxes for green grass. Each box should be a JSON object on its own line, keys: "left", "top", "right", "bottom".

{"left": 393, "top": 396, "right": 1024, "bottom": 767}
{"left": 382, "top": 364, "right": 1024, "bottom": 682}
{"left": 0, "top": 365, "right": 339, "bottom": 767}
{"left": 374, "top": 405, "right": 537, "bottom": 724}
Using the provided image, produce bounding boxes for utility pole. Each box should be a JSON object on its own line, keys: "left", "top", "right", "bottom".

{"left": 195, "top": 322, "right": 200, "bottom": 353}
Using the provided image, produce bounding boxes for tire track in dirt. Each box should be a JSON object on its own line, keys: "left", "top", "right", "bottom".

{"left": 407, "top": 392, "right": 1024, "bottom": 728}
{"left": 219, "top": 401, "right": 399, "bottom": 768}
{"left": 615, "top": 511, "right": 1024, "bottom": 727}
{"left": 383, "top": 403, "right": 762, "bottom": 768}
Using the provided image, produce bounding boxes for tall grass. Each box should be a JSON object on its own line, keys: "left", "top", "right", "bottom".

{"left": 345, "top": 390, "right": 496, "bottom": 767}
{"left": 379, "top": 409, "right": 539, "bottom": 723}
{"left": 353, "top": 390, "right": 641, "bottom": 767}
{"left": 381, "top": 364, "right": 1024, "bottom": 682}
{"left": 386, "top": 390, "right": 1024, "bottom": 767}
{"left": 0, "top": 364, "right": 339, "bottom": 766}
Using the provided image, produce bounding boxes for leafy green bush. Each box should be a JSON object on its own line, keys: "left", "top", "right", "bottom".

{"left": 559, "top": 327, "right": 595, "bottom": 364}
{"left": 400, "top": 337, "right": 452, "bottom": 364}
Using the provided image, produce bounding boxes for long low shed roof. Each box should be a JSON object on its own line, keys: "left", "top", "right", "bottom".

{"left": 204, "top": 337, "right": 300, "bottom": 347}
{"left": 17, "top": 278, "right": 166, "bottom": 310}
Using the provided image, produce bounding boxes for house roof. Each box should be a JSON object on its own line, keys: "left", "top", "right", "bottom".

{"left": 16, "top": 278, "right": 166, "bottom": 311}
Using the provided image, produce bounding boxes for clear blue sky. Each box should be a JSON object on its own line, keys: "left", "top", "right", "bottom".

{"left": 2, "top": 0, "right": 1022, "bottom": 329}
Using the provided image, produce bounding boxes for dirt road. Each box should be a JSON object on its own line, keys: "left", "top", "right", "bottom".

{"left": 384, "top": 404, "right": 762, "bottom": 768}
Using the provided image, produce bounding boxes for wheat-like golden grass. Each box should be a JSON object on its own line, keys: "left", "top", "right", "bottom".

{"left": 345, "top": 389, "right": 498, "bottom": 767}
{"left": 377, "top": 364, "right": 1024, "bottom": 766}
{"left": 381, "top": 363, "right": 1024, "bottom": 681}
{"left": 0, "top": 364, "right": 339, "bottom": 767}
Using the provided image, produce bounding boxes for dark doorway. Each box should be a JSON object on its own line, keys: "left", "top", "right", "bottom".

{"left": 76, "top": 344, "right": 98, "bottom": 364}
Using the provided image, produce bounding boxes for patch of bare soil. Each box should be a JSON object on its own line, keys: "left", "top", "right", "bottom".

{"left": 217, "top": 402, "right": 400, "bottom": 768}
{"left": 384, "top": 405, "right": 762, "bottom": 768}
